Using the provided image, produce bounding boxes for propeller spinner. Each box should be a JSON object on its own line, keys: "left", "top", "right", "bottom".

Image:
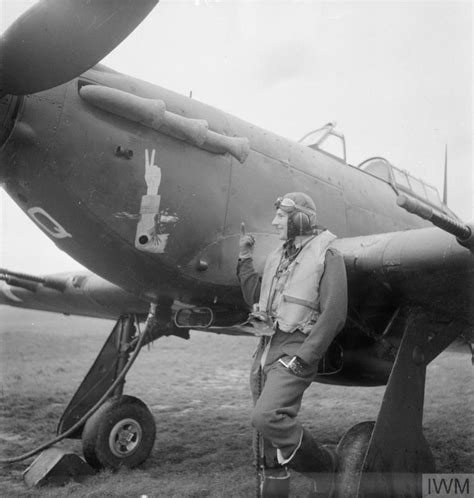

{"left": 0, "top": 0, "right": 158, "bottom": 97}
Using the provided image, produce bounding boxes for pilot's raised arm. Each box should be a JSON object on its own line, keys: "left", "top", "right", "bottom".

{"left": 236, "top": 222, "right": 260, "bottom": 307}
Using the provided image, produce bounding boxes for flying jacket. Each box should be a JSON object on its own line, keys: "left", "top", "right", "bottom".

{"left": 258, "top": 231, "right": 337, "bottom": 334}
{"left": 237, "top": 236, "right": 347, "bottom": 365}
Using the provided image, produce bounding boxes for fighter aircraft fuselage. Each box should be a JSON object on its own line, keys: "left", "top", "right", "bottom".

{"left": 1, "top": 64, "right": 432, "bottom": 299}
{"left": 2, "top": 64, "right": 473, "bottom": 388}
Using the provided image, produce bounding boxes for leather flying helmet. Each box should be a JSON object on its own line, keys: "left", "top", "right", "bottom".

{"left": 274, "top": 192, "right": 318, "bottom": 239}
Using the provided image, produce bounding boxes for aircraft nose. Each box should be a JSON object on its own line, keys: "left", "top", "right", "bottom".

{"left": 0, "top": 94, "right": 20, "bottom": 149}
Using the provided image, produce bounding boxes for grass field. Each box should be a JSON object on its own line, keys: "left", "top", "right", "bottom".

{"left": 0, "top": 306, "right": 472, "bottom": 497}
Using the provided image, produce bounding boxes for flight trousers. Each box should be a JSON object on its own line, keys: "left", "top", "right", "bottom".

{"left": 250, "top": 329, "right": 320, "bottom": 466}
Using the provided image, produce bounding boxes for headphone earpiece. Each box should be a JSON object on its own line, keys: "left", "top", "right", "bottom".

{"left": 289, "top": 211, "right": 311, "bottom": 236}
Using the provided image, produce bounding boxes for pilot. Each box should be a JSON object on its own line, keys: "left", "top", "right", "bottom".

{"left": 237, "top": 192, "right": 347, "bottom": 497}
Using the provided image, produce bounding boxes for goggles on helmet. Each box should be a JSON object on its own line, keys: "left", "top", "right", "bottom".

{"left": 274, "top": 196, "right": 315, "bottom": 218}
{"left": 274, "top": 196, "right": 297, "bottom": 212}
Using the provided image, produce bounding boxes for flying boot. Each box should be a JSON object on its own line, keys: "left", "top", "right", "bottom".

{"left": 260, "top": 466, "right": 291, "bottom": 498}
{"left": 287, "top": 429, "right": 337, "bottom": 497}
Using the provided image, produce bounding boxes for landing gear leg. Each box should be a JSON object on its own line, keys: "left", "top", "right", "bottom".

{"left": 357, "top": 311, "right": 461, "bottom": 497}
{"left": 335, "top": 310, "right": 462, "bottom": 498}
{"left": 56, "top": 304, "right": 176, "bottom": 470}
{"left": 57, "top": 314, "right": 140, "bottom": 436}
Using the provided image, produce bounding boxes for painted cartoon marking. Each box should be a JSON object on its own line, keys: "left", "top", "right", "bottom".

{"left": 144, "top": 148, "right": 162, "bottom": 195}
{"left": 27, "top": 207, "right": 72, "bottom": 239}
{"left": 135, "top": 148, "right": 177, "bottom": 254}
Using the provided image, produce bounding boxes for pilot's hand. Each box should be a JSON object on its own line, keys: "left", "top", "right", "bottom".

{"left": 239, "top": 222, "right": 255, "bottom": 259}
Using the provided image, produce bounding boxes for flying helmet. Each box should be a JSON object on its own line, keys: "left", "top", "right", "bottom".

{"left": 274, "top": 192, "right": 318, "bottom": 239}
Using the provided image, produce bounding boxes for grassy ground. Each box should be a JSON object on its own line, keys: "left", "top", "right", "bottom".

{"left": 0, "top": 307, "right": 472, "bottom": 497}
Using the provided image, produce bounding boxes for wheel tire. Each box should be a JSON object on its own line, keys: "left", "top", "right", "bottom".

{"left": 82, "top": 395, "right": 156, "bottom": 470}
{"left": 334, "top": 421, "right": 375, "bottom": 498}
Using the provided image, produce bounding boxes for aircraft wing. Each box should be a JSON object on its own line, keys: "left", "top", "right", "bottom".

{"left": 0, "top": 268, "right": 252, "bottom": 336}
{"left": 191, "top": 224, "right": 474, "bottom": 347}
{"left": 0, "top": 269, "right": 148, "bottom": 320}
{"left": 333, "top": 225, "right": 474, "bottom": 337}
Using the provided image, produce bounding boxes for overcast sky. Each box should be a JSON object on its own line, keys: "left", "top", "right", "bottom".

{"left": 1, "top": 0, "right": 472, "bottom": 274}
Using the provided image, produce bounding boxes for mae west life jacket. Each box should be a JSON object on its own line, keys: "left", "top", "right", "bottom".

{"left": 258, "top": 230, "right": 336, "bottom": 334}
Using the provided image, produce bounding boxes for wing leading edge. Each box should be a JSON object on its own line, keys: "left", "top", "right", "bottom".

{"left": 0, "top": 269, "right": 148, "bottom": 319}
{"left": 334, "top": 225, "right": 474, "bottom": 336}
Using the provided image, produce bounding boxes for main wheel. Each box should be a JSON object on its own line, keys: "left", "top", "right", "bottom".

{"left": 334, "top": 421, "right": 375, "bottom": 498}
{"left": 82, "top": 395, "right": 156, "bottom": 470}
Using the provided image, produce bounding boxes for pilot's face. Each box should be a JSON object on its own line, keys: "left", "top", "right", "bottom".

{"left": 272, "top": 208, "right": 289, "bottom": 240}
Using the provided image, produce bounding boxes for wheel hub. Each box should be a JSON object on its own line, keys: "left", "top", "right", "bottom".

{"left": 109, "top": 418, "right": 142, "bottom": 457}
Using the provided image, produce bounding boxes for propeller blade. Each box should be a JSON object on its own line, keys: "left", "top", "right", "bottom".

{"left": 0, "top": 0, "right": 158, "bottom": 96}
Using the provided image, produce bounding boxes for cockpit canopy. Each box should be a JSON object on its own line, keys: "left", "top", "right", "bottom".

{"left": 358, "top": 157, "right": 443, "bottom": 208}
{"left": 299, "top": 123, "right": 444, "bottom": 210}
{"left": 298, "top": 122, "right": 346, "bottom": 162}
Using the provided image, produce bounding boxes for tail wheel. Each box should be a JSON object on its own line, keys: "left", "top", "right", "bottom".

{"left": 82, "top": 395, "right": 156, "bottom": 470}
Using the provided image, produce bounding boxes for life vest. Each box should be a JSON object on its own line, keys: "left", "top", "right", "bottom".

{"left": 258, "top": 230, "right": 336, "bottom": 334}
